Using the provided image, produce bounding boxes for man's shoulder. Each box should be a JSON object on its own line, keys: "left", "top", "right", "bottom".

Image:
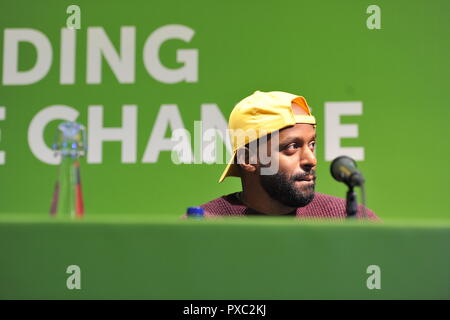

{"left": 299, "top": 192, "right": 345, "bottom": 217}
{"left": 199, "top": 193, "right": 246, "bottom": 216}
{"left": 302, "top": 192, "right": 379, "bottom": 220}
{"left": 311, "top": 192, "right": 345, "bottom": 203}
{"left": 310, "top": 192, "right": 351, "bottom": 208}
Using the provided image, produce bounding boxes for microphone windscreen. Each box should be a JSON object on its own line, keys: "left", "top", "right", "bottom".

{"left": 330, "top": 156, "right": 358, "bottom": 182}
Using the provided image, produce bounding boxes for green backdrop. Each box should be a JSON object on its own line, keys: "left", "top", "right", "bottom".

{"left": 0, "top": 0, "right": 449, "bottom": 219}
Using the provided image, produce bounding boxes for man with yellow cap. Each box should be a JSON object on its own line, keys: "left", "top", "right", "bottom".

{"left": 198, "top": 90, "right": 378, "bottom": 219}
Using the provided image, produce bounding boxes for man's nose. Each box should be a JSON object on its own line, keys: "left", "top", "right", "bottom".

{"left": 300, "top": 146, "right": 317, "bottom": 171}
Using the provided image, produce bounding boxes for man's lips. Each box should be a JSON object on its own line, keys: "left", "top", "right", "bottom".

{"left": 295, "top": 175, "right": 316, "bottom": 182}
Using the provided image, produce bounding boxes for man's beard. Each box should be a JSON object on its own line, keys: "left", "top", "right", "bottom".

{"left": 259, "top": 170, "right": 316, "bottom": 208}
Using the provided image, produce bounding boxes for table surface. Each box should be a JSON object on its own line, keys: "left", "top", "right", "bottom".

{"left": 1, "top": 214, "right": 449, "bottom": 299}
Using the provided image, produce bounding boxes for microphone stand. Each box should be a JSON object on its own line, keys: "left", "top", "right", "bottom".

{"left": 346, "top": 186, "right": 358, "bottom": 218}
{"left": 330, "top": 156, "right": 365, "bottom": 219}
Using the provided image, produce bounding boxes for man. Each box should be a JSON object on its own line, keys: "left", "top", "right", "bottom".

{"left": 198, "top": 90, "right": 378, "bottom": 219}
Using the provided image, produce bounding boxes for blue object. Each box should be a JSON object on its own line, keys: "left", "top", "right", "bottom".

{"left": 187, "top": 207, "right": 204, "bottom": 217}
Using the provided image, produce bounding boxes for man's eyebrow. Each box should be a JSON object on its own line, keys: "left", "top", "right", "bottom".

{"left": 280, "top": 135, "right": 316, "bottom": 144}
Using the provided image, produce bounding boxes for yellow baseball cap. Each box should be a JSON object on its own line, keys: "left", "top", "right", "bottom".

{"left": 219, "top": 90, "right": 316, "bottom": 183}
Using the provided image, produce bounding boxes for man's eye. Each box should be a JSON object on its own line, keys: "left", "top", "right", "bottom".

{"left": 286, "top": 143, "right": 299, "bottom": 150}
{"left": 309, "top": 141, "right": 316, "bottom": 149}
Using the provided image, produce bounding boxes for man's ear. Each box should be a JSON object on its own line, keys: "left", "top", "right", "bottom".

{"left": 236, "top": 146, "right": 258, "bottom": 173}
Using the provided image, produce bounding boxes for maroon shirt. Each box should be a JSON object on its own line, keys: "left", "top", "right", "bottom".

{"left": 197, "top": 192, "right": 379, "bottom": 220}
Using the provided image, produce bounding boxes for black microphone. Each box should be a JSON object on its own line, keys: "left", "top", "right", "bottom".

{"left": 330, "top": 156, "right": 364, "bottom": 187}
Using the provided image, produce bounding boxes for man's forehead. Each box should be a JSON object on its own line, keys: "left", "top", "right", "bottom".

{"left": 278, "top": 123, "right": 316, "bottom": 141}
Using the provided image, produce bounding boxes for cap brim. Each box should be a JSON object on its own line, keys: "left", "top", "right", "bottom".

{"left": 218, "top": 150, "right": 241, "bottom": 183}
